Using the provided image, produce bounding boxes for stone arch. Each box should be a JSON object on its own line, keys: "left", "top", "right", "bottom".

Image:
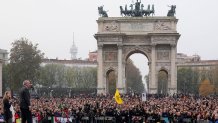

{"left": 95, "top": 17, "right": 180, "bottom": 94}
{"left": 105, "top": 67, "right": 117, "bottom": 76}
{"left": 159, "top": 67, "right": 169, "bottom": 74}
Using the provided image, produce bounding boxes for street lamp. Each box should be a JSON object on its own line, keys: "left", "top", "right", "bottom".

{"left": 50, "top": 90, "right": 53, "bottom": 98}
{"left": 69, "top": 89, "right": 71, "bottom": 98}
{"left": 48, "top": 87, "right": 50, "bottom": 97}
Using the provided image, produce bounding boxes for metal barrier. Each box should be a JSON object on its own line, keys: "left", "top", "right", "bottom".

{"left": 31, "top": 116, "right": 212, "bottom": 123}
{"left": 131, "top": 116, "right": 144, "bottom": 123}
{"left": 81, "top": 116, "right": 90, "bottom": 123}
{"left": 95, "top": 116, "right": 116, "bottom": 123}
{"left": 197, "top": 120, "right": 210, "bottom": 123}
{"left": 182, "top": 118, "right": 192, "bottom": 123}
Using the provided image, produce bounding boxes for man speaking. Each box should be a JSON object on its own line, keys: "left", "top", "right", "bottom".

{"left": 19, "top": 80, "right": 32, "bottom": 123}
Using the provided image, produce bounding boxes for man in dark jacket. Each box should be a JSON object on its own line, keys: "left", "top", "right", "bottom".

{"left": 19, "top": 80, "right": 32, "bottom": 123}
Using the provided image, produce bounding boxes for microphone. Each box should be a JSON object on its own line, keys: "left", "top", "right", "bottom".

{"left": 12, "top": 96, "right": 18, "bottom": 100}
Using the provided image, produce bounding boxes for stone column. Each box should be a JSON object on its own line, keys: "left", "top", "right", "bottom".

{"left": 122, "top": 64, "right": 126, "bottom": 93}
{"left": 117, "top": 45, "right": 124, "bottom": 93}
{"left": 97, "top": 44, "right": 105, "bottom": 94}
{"left": 150, "top": 44, "right": 157, "bottom": 94}
{"left": 170, "top": 44, "right": 177, "bottom": 94}
{"left": 0, "top": 61, "right": 2, "bottom": 97}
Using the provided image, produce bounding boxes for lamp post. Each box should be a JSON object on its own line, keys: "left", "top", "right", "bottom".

{"left": 183, "top": 82, "right": 185, "bottom": 95}
{"left": 50, "top": 90, "right": 53, "bottom": 98}
{"left": 48, "top": 87, "right": 50, "bottom": 98}
{"left": 69, "top": 89, "right": 71, "bottom": 98}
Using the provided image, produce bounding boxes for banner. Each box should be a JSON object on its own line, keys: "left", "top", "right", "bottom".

{"left": 114, "top": 89, "right": 123, "bottom": 104}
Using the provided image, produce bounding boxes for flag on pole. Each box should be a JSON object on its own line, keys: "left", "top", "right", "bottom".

{"left": 114, "top": 89, "right": 123, "bottom": 104}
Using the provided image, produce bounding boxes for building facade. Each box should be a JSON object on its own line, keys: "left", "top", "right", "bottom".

{"left": 41, "top": 58, "right": 97, "bottom": 68}
{"left": 0, "top": 49, "right": 9, "bottom": 96}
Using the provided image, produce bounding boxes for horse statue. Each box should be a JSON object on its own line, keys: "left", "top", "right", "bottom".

{"left": 140, "top": 4, "right": 144, "bottom": 16}
{"left": 120, "top": 6, "right": 125, "bottom": 16}
{"left": 143, "top": 4, "right": 150, "bottom": 16}
{"left": 98, "top": 6, "right": 108, "bottom": 17}
{"left": 150, "top": 4, "right": 155, "bottom": 16}
{"left": 119, "top": 0, "right": 155, "bottom": 17}
{"left": 167, "top": 5, "right": 176, "bottom": 16}
{"left": 120, "top": 5, "right": 133, "bottom": 16}
{"left": 129, "top": 4, "right": 134, "bottom": 16}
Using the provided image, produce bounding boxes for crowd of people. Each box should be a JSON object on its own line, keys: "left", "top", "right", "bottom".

{"left": 0, "top": 93, "right": 218, "bottom": 123}
{"left": 0, "top": 80, "right": 218, "bottom": 123}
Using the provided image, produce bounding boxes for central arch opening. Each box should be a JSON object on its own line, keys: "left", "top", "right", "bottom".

{"left": 125, "top": 51, "right": 149, "bottom": 94}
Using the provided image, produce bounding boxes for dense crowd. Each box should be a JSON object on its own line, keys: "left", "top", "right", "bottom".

{"left": 1, "top": 94, "right": 218, "bottom": 123}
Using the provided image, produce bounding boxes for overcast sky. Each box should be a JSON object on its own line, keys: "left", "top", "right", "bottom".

{"left": 1, "top": 0, "right": 218, "bottom": 82}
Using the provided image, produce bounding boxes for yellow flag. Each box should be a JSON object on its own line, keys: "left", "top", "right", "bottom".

{"left": 114, "top": 89, "right": 123, "bottom": 104}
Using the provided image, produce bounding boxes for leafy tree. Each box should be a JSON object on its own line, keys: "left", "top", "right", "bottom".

{"left": 80, "top": 67, "right": 97, "bottom": 88}
{"left": 39, "top": 64, "right": 97, "bottom": 89}
{"left": 39, "top": 64, "right": 66, "bottom": 87}
{"left": 2, "top": 64, "right": 10, "bottom": 92}
{"left": 177, "top": 67, "right": 199, "bottom": 94}
{"left": 9, "top": 38, "right": 44, "bottom": 91}
{"left": 199, "top": 79, "right": 214, "bottom": 96}
{"left": 208, "top": 65, "right": 218, "bottom": 94}
{"left": 144, "top": 75, "right": 149, "bottom": 92}
{"left": 65, "top": 67, "right": 76, "bottom": 87}
{"left": 213, "top": 66, "right": 218, "bottom": 94}
{"left": 126, "top": 59, "right": 145, "bottom": 93}
{"left": 71, "top": 67, "right": 97, "bottom": 88}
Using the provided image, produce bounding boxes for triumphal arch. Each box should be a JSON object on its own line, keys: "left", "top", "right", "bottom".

{"left": 95, "top": 3, "right": 180, "bottom": 94}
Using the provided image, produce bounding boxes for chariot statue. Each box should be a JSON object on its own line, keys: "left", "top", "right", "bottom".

{"left": 119, "top": 0, "right": 155, "bottom": 17}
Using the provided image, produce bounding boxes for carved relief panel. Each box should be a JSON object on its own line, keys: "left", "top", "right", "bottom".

{"left": 157, "top": 51, "right": 170, "bottom": 60}
{"left": 155, "top": 21, "right": 172, "bottom": 31}
{"left": 104, "top": 51, "right": 117, "bottom": 61}
{"left": 156, "top": 45, "right": 171, "bottom": 61}
{"left": 104, "top": 21, "right": 119, "bottom": 32}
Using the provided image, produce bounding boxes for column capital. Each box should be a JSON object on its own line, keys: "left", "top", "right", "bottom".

{"left": 117, "top": 44, "right": 123, "bottom": 49}
{"left": 151, "top": 43, "right": 157, "bottom": 47}
{"left": 98, "top": 44, "right": 103, "bottom": 49}
{"left": 170, "top": 43, "right": 176, "bottom": 47}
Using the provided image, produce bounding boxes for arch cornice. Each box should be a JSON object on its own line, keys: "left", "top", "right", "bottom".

{"left": 159, "top": 67, "right": 169, "bottom": 74}
{"left": 123, "top": 45, "right": 151, "bottom": 62}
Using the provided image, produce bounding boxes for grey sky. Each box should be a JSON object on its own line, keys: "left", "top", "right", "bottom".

{"left": 1, "top": 0, "right": 218, "bottom": 81}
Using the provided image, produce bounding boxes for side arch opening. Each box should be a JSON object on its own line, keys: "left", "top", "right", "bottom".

{"left": 106, "top": 69, "right": 116, "bottom": 94}
{"left": 157, "top": 69, "right": 168, "bottom": 95}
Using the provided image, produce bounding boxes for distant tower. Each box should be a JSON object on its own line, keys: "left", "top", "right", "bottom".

{"left": 70, "top": 33, "right": 78, "bottom": 60}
